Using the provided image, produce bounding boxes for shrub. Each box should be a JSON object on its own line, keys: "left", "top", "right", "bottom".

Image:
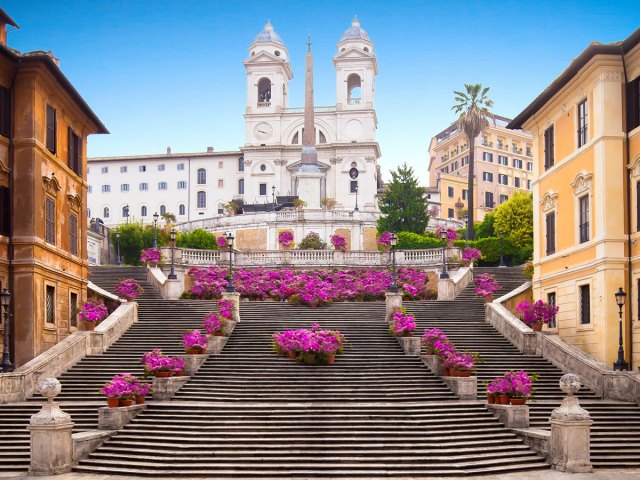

{"left": 397, "top": 231, "right": 442, "bottom": 249}
{"left": 176, "top": 229, "right": 218, "bottom": 250}
{"left": 298, "top": 232, "right": 327, "bottom": 250}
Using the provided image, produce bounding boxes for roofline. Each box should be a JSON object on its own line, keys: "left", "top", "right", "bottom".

{"left": 433, "top": 114, "right": 514, "bottom": 139}
{"left": 0, "top": 44, "right": 108, "bottom": 134}
{"left": 0, "top": 8, "right": 19, "bottom": 28}
{"left": 88, "top": 150, "right": 243, "bottom": 162}
{"left": 508, "top": 27, "right": 640, "bottom": 129}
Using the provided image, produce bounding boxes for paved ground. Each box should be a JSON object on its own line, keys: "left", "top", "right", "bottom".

{"left": 1, "top": 469, "right": 639, "bottom": 480}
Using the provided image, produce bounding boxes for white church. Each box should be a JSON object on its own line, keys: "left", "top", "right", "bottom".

{"left": 87, "top": 18, "right": 384, "bottom": 250}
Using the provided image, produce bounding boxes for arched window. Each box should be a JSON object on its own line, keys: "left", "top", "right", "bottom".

{"left": 238, "top": 157, "right": 244, "bottom": 172}
{"left": 217, "top": 203, "right": 224, "bottom": 214}
{"left": 141, "top": 206, "right": 147, "bottom": 217}
{"left": 347, "top": 74, "right": 362, "bottom": 104}
{"left": 121, "top": 206, "right": 128, "bottom": 217}
{"left": 319, "top": 130, "right": 327, "bottom": 144}
{"left": 197, "top": 191, "right": 206, "bottom": 209}
{"left": 238, "top": 178, "right": 245, "bottom": 195}
{"left": 292, "top": 131, "right": 299, "bottom": 144}
{"left": 160, "top": 205, "right": 166, "bottom": 215}
{"left": 197, "top": 168, "right": 206, "bottom": 185}
{"left": 103, "top": 207, "right": 109, "bottom": 218}
{"left": 179, "top": 204, "right": 186, "bottom": 216}
{"left": 257, "top": 77, "right": 271, "bottom": 106}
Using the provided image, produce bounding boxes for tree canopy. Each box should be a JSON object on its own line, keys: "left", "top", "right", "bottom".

{"left": 377, "top": 163, "right": 429, "bottom": 234}
{"left": 493, "top": 191, "right": 533, "bottom": 248}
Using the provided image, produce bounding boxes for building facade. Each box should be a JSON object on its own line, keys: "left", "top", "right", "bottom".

{"left": 0, "top": 8, "right": 107, "bottom": 366}
{"left": 88, "top": 19, "right": 382, "bottom": 232}
{"left": 509, "top": 28, "right": 640, "bottom": 368}
{"left": 428, "top": 116, "right": 534, "bottom": 222}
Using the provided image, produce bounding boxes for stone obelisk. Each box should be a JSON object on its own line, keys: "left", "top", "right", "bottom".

{"left": 297, "top": 35, "right": 323, "bottom": 208}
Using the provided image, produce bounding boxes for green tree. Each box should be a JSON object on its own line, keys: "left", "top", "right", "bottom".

{"left": 493, "top": 191, "right": 534, "bottom": 248}
{"left": 176, "top": 229, "right": 218, "bottom": 249}
{"left": 452, "top": 84, "right": 494, "bottom": 242}
{"left": 161, "top": 212, "right": 176, "bottom": 224}
{"left": 112, "top": 223, "right": 145, "bottom": 265}
{"left": 377, "top": 163, "right": 429, "bottom": 234}
{"left": 476, "top": 212, "right": 496, "bottom": 239}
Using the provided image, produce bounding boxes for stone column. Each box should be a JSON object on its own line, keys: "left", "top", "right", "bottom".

{"left": 549, "top": 373, "right": 593, "bottom": 473}
{"left": 385, "top": 292, "right": 402, "bottom": 323}
{"left": 220, "top": 291, "right": 241, "bottom": 322}
{"left": 28, "top": 378, "right": 74, "bottom": 475}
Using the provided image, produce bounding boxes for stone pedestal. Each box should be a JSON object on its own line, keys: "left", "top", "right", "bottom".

{"left": 181, "top": 354, "right": 209, "bottom": 376}
{"left": 28, "top": 378, "right": 74, "bottom": 475}
{"left": 98, "top": 404, "right": 146, "bottom": 430}
{"left": 421, "top": 354, "right": 443, "bottom": 375}
{"left": 222, "top": 319, "right": 236, "bottom": 336}
{"left": 73, "top": 431, "right": 114, "bottom": 462}
{"left": 385, "top": 292, "right": 403, "bottom": 323}
{"left": 549, "top": 374, "right": 593, "bottom": 473}
{"left": 296, "top": 169, "right": 323, "bottom": 209}
{"left": 164, "top": 279, "right": 183, "bottom": 300}
{"left": 207, "top": 335, "right": 228, "bottom": 354}
{"left": 437, "top": 277, "right": 455, "bottom": 301}
{"left": 487, "top": 403, "right": 529, "bottom": 428}
{"left": 443, "top": 376, "right": 478, "bottom": 400}
{"left": 152, "top": 375, "right": 190, "bottom": 401}
{"left": 397, "top": 336, "right": 421, "bottom": 355}
{"left": 220, "top": 291, "right": 241, "bottom": 322}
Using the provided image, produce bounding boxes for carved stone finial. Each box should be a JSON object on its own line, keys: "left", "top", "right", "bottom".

{"left": 38, "top": 378, "right": 61, "bottom": 403}
{"left": 559, "top": 373, "right": 581, "bottom": 396}
{"left": 551, "top": 374, "right": 591, "bottom": 421}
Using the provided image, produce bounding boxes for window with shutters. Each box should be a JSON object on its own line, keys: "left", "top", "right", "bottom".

{"left": 46, "top": 105, "right": 57, "bottom": 154}
{"left": 482, "top": 152, "right": 493, "bottom": 162}
{"left": 101, "top": 185, "right": 110, "bottom": 193}
{"left": 69, "top": 292, "right": 78, "bottom": 328}
{"left": 177, "top": 163, "right": 185, "bottom": 171}
{"left": 579, "top": 195, "right": 590, "bottom": 243}
{"left": 461, "top": 156, "right": 469, "bottom": 166}
{"left": 482, "top": 172, "right": 493, "bottom": 182}
{"left": 158, "top": 182, "right": 168, "bottom": 190}
{"left": 447, "top": 186, "right": 454, "bottom": 198}
{"left": 120, "top": 166, "right": 127, "bottom": 173}
{"left": 527, "top": 180, "right": 532, "bottom": 190}
{"left": 218, "top": 179, "right": 224, "bottom": 188}
{"left": 67, "top": 128, "right": 82, "bottom": 176}
{"left": 139, "top": 183, "right": 148, "bottom": 191}
{"left": 579, "top": 284, "right": 590, "bottom": 324}
{"left": 527, "top": 162, "right": 533, "bottom": 171}
{"left": 577, "top": 100, "right": 588, "bottom": 148}
{"left": 462, "top": 189, "right": 468, "bottom": 200}
{"left": 103, "top": 207, "right": 110, "bottom": 218}
{"left": 0, "top": 186, "right": 9, "bottom": 236}
{"left": 177, "top": 181, "right": 187, "bottom": 189}
{"left": 514, "top": 177, "right": 521, "bottom": 188}
{"left": 546, "top": 211, "right": 556, "bottom": 255}
{"left": 498, "top": 155, "right": 508, "bottom": 166}
{"left": 0, "top": 85, "right": 11, "bottom": 138}
{"left": 484, "top": 191, "right": 494, "bottom": 208}
{"left": 197, "top": 169, "right": 206, "bottom": 184}
{"left": 69, "top": 214, "right": 78, "bottom": 256}
{"left": 45, "top": 197, "right": 56, "bottom": 245}
{"left": 547, "top": 292, "right": 557, "bottom": 328}
{"left": 498, "top": 174, "right": 508, "bottom": 185}
{"left": 513, "top": 159, "right": 523, "bottom": 169}
{"left": 544, "top": 126, "right": 554, "bottom": 170}
{"left": 500, "top": 194, "right": 509, "bottom": 204}
{"left": 158, "top": 164, "right": 165, "bottom": 171}
{"left": 197, "top": 191, "right": 206, "bottom": 209}
{"left": 121, "top": 184, "right": 129, "bottom": 192}
{"left": 627, "top": 77, "right": 640, "bottom": 133}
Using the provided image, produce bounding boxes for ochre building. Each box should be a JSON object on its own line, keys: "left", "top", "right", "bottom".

{"left": 0, "top": 9, "right": 107, "bottom": 367}
{"left": 509, "top": 28, "right": 640, "bottom": 368}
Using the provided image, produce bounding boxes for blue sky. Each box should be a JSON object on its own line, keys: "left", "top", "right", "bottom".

{"left": 3, "top": 1, "right": 639, "bottom": 184}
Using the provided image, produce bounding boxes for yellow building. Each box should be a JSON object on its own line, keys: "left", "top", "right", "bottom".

{"left": 509, "top": 28, "right": 640, "bottom": 368}
{"left": 428, "top": 115, "right": 534, "bottom": 222}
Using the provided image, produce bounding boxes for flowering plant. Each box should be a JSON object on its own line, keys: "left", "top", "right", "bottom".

{"left": 432, "top": 340, "right": 456, "bottom": 360}
{"left": 486, "top": 370, "right": 538, "bottom": 398}
{"left": 203, "top": 313, "right": 222, "bottom": 335}
{"left": 486, "top": 376, "right": 513, "bottom": 396}
{"left": 278, "top": 231, "right": 294, "bottom": 248}
{"left": 390, "top": 310, "right": 415, "bottom": 336}
{"left": 140, "top": 349, "right": 185, "bottom": 375}
{"left": 133, "top": 381, "right": 152, "bottom": 398}
{"left": 515, "top": 300, "right": 558, "bottom": 326}
{"left": 474, "top": 273, "right": 500, "bottom": 298}
{"left": 428, "top": 206, "right": 440, "bottom": 218}
{"left": 115, "top": 278, "right": 143, "bottom": 300}
{"left": 330, "top": 234, "right": 347, "bottom": 251}
{"left": 101, "top": 374, "right": 136, "bottom": 399}
{"left": 461, "top": 248, "right": 482, "bottom": 263}
{"left": 140, "top": 247, "right": 161, "bottom": 265}
{"left": 450, "top": 351, "right": 475, "bottom": 371}
{"left": 182, "top": 329, "right": 208, "bottom": 350}
{"left": 421, "top": 328, "right": 449, "bottom": 354}
{"left": 216, "top": 236, "right": 228, "bottom": 248}
{"left": 377, "top": 231, "right": 392, "bottom": 248}
{"left": 436, "top": 225, "right": 460, "bottom": 244}
{"left": 218, "top": 299, "right": 234, "bottom": 320}
{"left": 78, "top": 302, "right": 108, "bottom": 324}
{"left": 272, "top": 323, "right": 345, "bottom": 364}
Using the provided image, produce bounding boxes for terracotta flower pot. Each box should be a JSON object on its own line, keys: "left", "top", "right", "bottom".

{"left": 510, "top": 397, "right": 527, "bottom": 405}
{"left": 457, "top": 369, "right": 472, "bottom": 378}
{"left": 185, "top": 347, "right": 204, "bottom": 355}
{"left": 135, "top": 395, "right": 146, "bottom": 405}
{"left": 119, "top": 398, "right": 133, "bottom": 407}
{"left": 443, "top": 367, "right": 452, "bottom": 376}
{"left": 288, "top": 351, "right": 297, "bottom": 360}
{"left": 531, "top": 321, "right": 543, "bottom": 332}
{"left": 107, "top": 397, "right": 120, "bottom": 408}
{"left": 328, "top": 354, "right": 335, "bottom": 365}
{"left": 486, "top": 395, "right": 496, "bottom": 404}
{"left": 484, "top": 295, "right": 494, "bottom": 303}
{"left": 176, "top": 369, "right": 185, "bottom": 376}
{"left": 154, "top": 370, "right": 172, "bottom": 378}
{"left": 84, "top": 321, "right": 96, "bottom": 331}
{"left": 497, "top": 394, "right": 510, "bottom": 405}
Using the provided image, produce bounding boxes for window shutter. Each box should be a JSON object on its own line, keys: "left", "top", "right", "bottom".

{"left": 76, "top": 134, "right": 83, "bottom": 176}
{"left": 46, "top": 106, "right": 57, "bottom": 153}
{"left": 68, "top": 127, "right": 74, "bottom": 171}
{"left": 0, "top": 86, "right": 10, "bottom": 137}
{"left": 0, "top": 186, "right": 9, "bottom": 236}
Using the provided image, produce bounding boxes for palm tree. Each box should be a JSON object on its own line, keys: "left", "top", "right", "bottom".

{"left": 452, "top": 84, "right": 494, "bottom": 241}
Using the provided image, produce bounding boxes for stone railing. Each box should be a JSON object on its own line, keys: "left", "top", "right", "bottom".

{"left": 181, "top": 248, "right": 222, "bottom": 265}
{"left": 0, "top": 302, "right": 137, "bottom": 403}
{"left": 437, "top": 264, "right": 473, "bottom": 300}
{"left": 487, "top": 283, "right": 640, "bottom": 404}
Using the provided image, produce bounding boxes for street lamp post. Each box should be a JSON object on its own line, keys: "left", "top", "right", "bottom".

{"left": 153, "top": 212, "right": 159, "bottom": 248}
{"left": 439, "top": 229, "right": 449, "bottom": 279}
{"left": 498, "top": 231, "right": 507, "bottom": 268}
{"left": 613, "top": 287, "right": 628, "bottom": 371}
{"left": 389, "top": 232, "right": 398, "bottom": 293}
{"left": 1, "top": 288, "right": 13, "bottom": 373}
{"left": 226, "top": 232, "right": 235, "bottom": 292}
{"left": 272, "top": 185, "right": 276, "bottom": 208}
{"left": 168, "top": 229, "right": 177, "bottom": 280}
{"left": 115, "top": 231, "right": 121, "bottom": 265}
{"left": 354, "top": 184, "right": 359, "bottom": 212}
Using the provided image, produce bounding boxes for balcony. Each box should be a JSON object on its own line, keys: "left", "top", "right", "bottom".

{"left": 512, "top": 147, "right": 523, "bottom": 154}
{"left": 257, "top": 101, "right": 271, "bottom": 108}
{"left": 347, "top": 98, "right": 361, "bottom": 105}
{"left": 481, "top": 141, "right": 493, "bottom": 147}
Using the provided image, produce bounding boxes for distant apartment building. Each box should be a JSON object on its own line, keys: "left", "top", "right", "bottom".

{"left": 428, "top": 115, "right": 534, "bottom": 222}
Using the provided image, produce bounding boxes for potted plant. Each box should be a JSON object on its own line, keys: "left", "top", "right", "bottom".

{"left": 272, "top": 325, "right": 345, "bottom": 365}
{"left": 389, "top": 310, "right": 416, "bottom": 337}
{"left": 77, "top": 301, "right": 108, "bottom": 330}
{"left": 320, "top": 197, "right": 336, "bottom": 210}
{"left": 223, "top": 202, "right": 240, "bottom": 216}
{"left": 515, "top": 299, "right": 559, "bottom": 332}
{"left": 421, "top": 328, "right": 448, "bottom": 355}
{"left": 330, "top": 234, "right": 347, "bottom": 252}
{"left": 293, "top": 198, "right": 307, "bottom": 210}
{"left": 461, "top": 248, "right": 482, "bottom": 267}
{"left": 451, "top": 352, "right": 476, "bottom": 377}
{"left": 114, "top": 278, "right": 144, "bottom": 301}
{"left": 377, "top": 231, "right": 392, "bottom": 252}
{"left": 278, "top": 231, "right": 294, "bottom": 250}
{"left": 432, "top": 340, "right": 456, "bottom": 375}
{"left": 216, "top": 236, "right": 229, "bottom": 249}
{"left": 182, "top": 329, "right": 208, "bottom": 354}
{"left": 100, "top": 374, "right": 136, "bottom": 408}
{"left": 474, "top": 273, "right": 500, "bottom": 302}
{"left": 140, "top": 247, "right": 161, "bottom": 267}
{"left": 487, "top": 376, "right": 513, "bottom": 405}
{"left": 133, "top": 381, "right": 151, "bottom": 404}
{"left": 505, "top": 370, "right": 539, "bottom": 405}
{"left": 203, "top": 313, "right": 223, "bottom": 336}
{"left": 141, "top": 349, "right": 175, "bottom": 377}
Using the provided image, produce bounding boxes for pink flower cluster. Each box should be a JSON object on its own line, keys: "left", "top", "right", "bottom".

{"left": 515, "top": 300, "right": 559, "bottom": 326}
{"left": 423, "top": 329, "right": 477, "bottom": 371}
{"left": 377, "top": 231, "right": 392, "bottom": 246}
{"left": 203, "top": 313, "right": 222, "bottom": 335}
{"left": 436, "top": 225, "right": 460, "bottom": 243}
{"left": 330, "top": 234, "right": 347, "bottom": 251}
{"left": 474, "top": 273, "right": 500, "bottom": 298}
{"left": 115, "top": 278, "right": 144, "bottom": 300}
{"left": 487, "top": 370, "right": 538, "bottom": 398}
{"left": 78, "top": 302, "right": 108, "bottom": 323}
{"left": 140, "top": 349, "right": 185, "bottom": 375}
{"left": 140, "top": 247, "right": 161, "bottom": 264}
{"left": 278, "top": 231, "right": 294, "bottom": 247}
{"left": 101, "top": 374, "right": 150, "bottom": 399}
{"left": 443, "top": 351, "right": 475, "bottom": 369}
{"left": 188, "top": 267, "right": 429, "bottom": 305}
{"left": 216, "top": 236, "right": 228, "bottom": 248}
{"left": 421, "top": 328, "right": 448, "bottom": 353}
{"left": 461, "top": 248, "right": 482, "bottom": 263}
{"left": 272, "top": 323, "right": 345, "bottom": 357}
{"left": 182, "top": 329, "right": 208, "bottom": 349}
{"left": 218, "top": 299, "right": 234, "bottom": 319}
{"left": 390, "top": 310, "right": 415, "bottom": 336}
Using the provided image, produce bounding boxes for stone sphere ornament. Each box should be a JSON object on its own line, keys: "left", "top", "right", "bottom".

{"left": 559, "top": 373, "right": 581, "bottom": 396}
{"left": 38, "top": 378, "right": 62, "bottom": 403}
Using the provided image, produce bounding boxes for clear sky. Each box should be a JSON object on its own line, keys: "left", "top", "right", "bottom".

{"left": 3, "top": 1, "right": 639, "bottom": 184}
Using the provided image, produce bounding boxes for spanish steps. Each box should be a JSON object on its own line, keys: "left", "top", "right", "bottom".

{"left": 0, "top": 265, "right": 638, "bottom": 474}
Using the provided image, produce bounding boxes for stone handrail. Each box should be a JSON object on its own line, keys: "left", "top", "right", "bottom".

{"left": 0, "top": 303, "right": 137, "bottom": 403}
{"left": 87, "top": 281, "right": 119, "bottom": 302}
{"left": 437, "top": 264, "right": 473, "bottom": 300}
{"left": 181, "top": 248, "right": 222, "bottom": 265}
{"left": 488, "top": 283, "right": 640, "bottom": 404}
{"left": 146, "top": 266, "right": 183, "bottom": 300}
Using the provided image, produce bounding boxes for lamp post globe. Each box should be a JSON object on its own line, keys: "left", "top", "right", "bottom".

{"left": 613, "top": 287, "right": 628, "bottom": 371}
{"left": 1, "top": 288, "right": 13, "bottom": 372}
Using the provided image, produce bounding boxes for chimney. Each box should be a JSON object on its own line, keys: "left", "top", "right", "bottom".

{"left": 207, "top": 146, "right": 214, "bottom": 152}
{"left": 166, "top": 147, "right": 172, "bottom": 155}
{"left": 0, "top": 8, "right": 19, "bottom": 46}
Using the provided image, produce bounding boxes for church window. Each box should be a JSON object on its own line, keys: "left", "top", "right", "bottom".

{"left": 347, "top": 74, "right": 361, "bottom": 104}
{"left": 319, "top": 131, "right": 327, "bottom": 144}
{"left": 45, "top": 197, "right": 56, "bottom": 245}
{"left": 160, "top": 205, "right": 166, "bottom": 215}
{"left": 350, "top": 180, "right": 358, "bottom": 193}
{"left": 218, "top": 203, "right": 224, "bottom": 214}
{"left": 363, "top": 47, "right": 369, "bottom": 52}
{"left": 121, "top": 206, "right": 128, "bottom": 217}
{"left": 274, "top": 50, "right": 281, "bottom": 56}
{"left": 257, "top": 78, "right": 271, "bottom": 106}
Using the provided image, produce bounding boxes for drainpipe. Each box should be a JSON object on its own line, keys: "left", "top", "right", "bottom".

{"left": 621, "top": 45, "right": 633, "bottom": 369}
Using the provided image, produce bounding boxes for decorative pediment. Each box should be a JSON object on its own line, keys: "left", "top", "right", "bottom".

{"left": 540, "top": 191, "right": 558, "bottom": 212}
{"left": 334, "top": 47, "right": 373, "bottom": 60}
{"left": 286, "top": 159, "right": 331, "bottom": 173}
{"left": 67, "top": 192, "right": 83, "bottom": 210}
{"left": 629, "top": 155, "right": 640, "bottom": 178}
{"left": 42, "top": 173, "right": 61, "bottom": 196}
{"left": 570, "top": 171, "right": 593, "bottom": 196}
{"left": 244, "top": 51, "right": 285, "bottom": 65}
